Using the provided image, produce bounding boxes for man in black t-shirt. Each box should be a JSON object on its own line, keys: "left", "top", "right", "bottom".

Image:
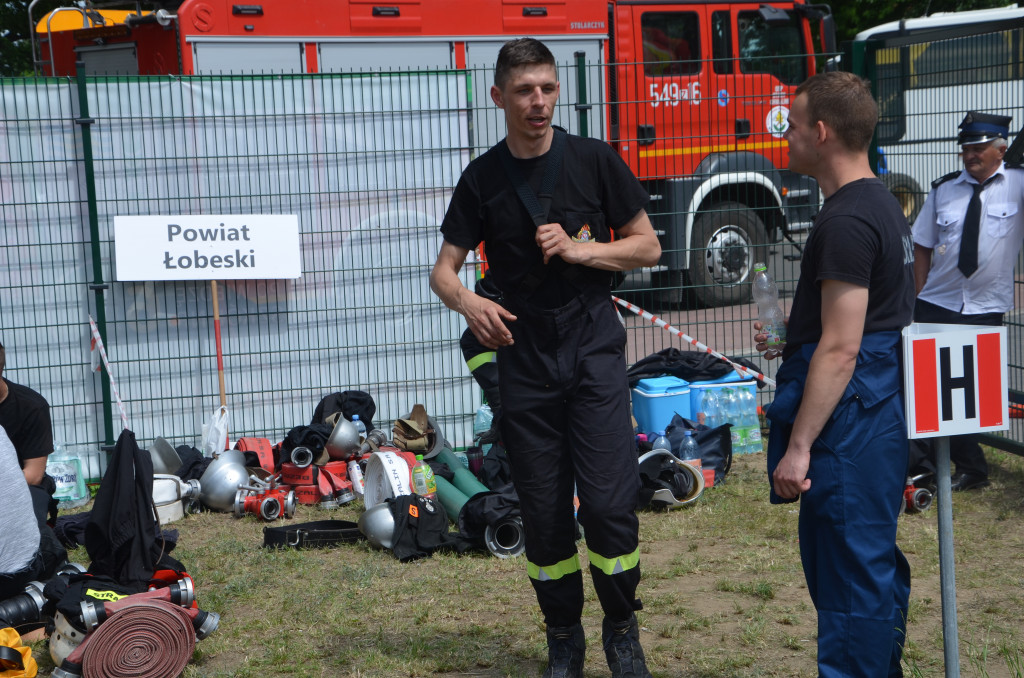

{"left": 754, "top": 72, "right": 914, "bottom": 677}
{"left": 430, "top": 39, "right": 661, "bottom": 678}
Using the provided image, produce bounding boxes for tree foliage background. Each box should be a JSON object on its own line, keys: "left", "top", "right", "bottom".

{"left": 0, "top": 0, "right": 1018, "bottom": 75}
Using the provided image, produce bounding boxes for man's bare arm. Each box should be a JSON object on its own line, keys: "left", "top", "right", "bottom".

{"left": 23, "top": 455, "right": 47, "bottom": 486}
{"left": 535, "top": 209, "right": 661, "bottom": 269}
{"left": 772, "top": 280, "right": 868, "bottom": 499}
{"left": 429, "top": 241, "right": 517, "bottom": 349}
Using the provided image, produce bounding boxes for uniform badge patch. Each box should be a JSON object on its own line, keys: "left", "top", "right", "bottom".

{"left": 572, "top": 224, "right": 592, "bottom": 243}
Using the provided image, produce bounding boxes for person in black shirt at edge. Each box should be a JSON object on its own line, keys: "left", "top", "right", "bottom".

{"left": 430, "top": 39, "right": 661, "bottom": 678}
{"left": 753, "top": 72, "right": 915, "bottom": 677}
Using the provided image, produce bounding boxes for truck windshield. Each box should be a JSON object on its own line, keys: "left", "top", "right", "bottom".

{"left": 738, "top": 10, "right": 807, "bottom": 85}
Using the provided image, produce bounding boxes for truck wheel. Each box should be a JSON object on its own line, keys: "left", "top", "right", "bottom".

{"left": 688, "top": 202, "right": 767, "bottom": 308}
{"left": 881, "top": 173, "right": 924, "bottom": 225}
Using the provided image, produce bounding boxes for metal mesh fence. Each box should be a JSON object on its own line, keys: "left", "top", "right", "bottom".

{"left": 1, "top": 33, "right": 1020, "bottom": 454}
{"left": 853, "top": 22, "right": 1024, "bottom": 453}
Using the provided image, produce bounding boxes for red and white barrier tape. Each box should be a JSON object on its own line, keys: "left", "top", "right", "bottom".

{"left": 612, "top": 296, "right": 776, "bottom": 388}
{"left": 87, "top": 315, "right": 130, "bottom": 429}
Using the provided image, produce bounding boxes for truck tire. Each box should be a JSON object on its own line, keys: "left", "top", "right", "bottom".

{"left": 881, "top": 173, "right": 924, "bottom": 225}
{"left": 687, "top": 201, "right": 767, "bottom": 308}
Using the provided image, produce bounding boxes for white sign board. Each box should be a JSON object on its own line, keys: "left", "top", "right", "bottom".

{"left": 113, "top": 214, "right": 301, "bottom": 281}
{"left": 902, "top": 323, "right": 1009, "bottom": 439}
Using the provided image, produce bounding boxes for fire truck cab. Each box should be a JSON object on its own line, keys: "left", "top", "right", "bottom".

{"left": 35, "top": 0, "right": 835, "bottom": 307}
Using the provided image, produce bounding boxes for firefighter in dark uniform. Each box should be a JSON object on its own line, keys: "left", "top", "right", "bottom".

{"left": 430, "top": 38, "right": 661, "bottom": 678}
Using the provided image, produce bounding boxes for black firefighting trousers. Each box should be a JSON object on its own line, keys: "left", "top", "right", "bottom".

{"left": 497, "top": 290, "right": 642, "bottom": 628}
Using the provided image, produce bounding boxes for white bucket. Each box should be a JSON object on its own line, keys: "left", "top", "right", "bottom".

{"left": 363, "top": 450, "right": 415, "bottom": 509}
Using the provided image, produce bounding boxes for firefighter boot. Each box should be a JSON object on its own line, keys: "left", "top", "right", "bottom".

{"left": 602, "top": 614, "right": 652, "bottom": 678}
{"left": 542, "top": 623, "right": 585, "bottom": 678}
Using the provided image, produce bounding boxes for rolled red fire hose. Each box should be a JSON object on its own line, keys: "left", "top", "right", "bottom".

{"left": 80, "top": 600, "right": 196, "bottom": 678}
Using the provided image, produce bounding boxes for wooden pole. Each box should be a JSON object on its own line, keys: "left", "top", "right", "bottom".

{"left": 211, "top": 280, "right": 227, "bottom": 408}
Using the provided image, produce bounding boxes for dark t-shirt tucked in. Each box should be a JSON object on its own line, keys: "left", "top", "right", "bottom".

{"left": 784, "top": 178, "right": 915, "bottom": 359}
{"left": 440, "top": 134, "right": 649, "bottom": 308}
{"left": 0, "top": 378, "right": 53, "bottom": 466}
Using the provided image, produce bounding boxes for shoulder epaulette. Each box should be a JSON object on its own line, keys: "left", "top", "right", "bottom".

{"left": 931, "top": 170, "right": 960, "bottom": 189}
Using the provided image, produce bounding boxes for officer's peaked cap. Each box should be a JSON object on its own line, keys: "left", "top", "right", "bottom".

{"left": 958, "top": 111, "right": 1012, "bottom": 146}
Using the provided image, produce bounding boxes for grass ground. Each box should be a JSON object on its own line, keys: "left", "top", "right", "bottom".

{"left": 26, "top": 447, "right": 1024, "bottom": 677}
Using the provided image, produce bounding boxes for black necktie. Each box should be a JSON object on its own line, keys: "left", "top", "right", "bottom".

{"left": 957, "top": 176, "right": 996, "bottom": 278}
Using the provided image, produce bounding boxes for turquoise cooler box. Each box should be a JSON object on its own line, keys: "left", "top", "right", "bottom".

{"left": 631, "top": 376, "right": 691, "bottom": 436}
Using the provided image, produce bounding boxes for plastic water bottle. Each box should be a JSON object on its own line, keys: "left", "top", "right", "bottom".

{"left": 737, "top": 387, "right": 762, "bottom": 454}
{"left": 651, "top": 431, "right": 672, "bottom": 454}
{"left": 348, "top": 459, "right": 365, "bottom": 497}
{"left": 720, "top": 388, "right": 744, "bottom": 453}
{"left": 679, "top": 430, "right": 702, "bottom": 472}
{"left": 351, "top": 414, "right": 367, "bottom": 442}
{"left": 47, "top": 443, "right": 89, "bottom": 509}
{"left": 699, "top": 388, "right": 722, "bottom": 429}
{"left": 411, "top": 454, "right": 437, "bottom": 500}
{"left": 752, "top": 263, "right": 786, "bottom": 358}
{"left": 474, "top": 404, "right": 493, "bottom": 454}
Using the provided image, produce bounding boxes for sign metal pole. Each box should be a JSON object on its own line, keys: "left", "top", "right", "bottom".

{"left": 934, "top": 435, "right": 960, "bottom": 677}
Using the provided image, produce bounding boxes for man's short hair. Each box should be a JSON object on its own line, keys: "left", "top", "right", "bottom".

{"left": 494, "top": 38, "right": 556, "bottom": 90}
{"left": 0, "top": 343, "right": 5, "bottom": 374}
{"left": 795, "top": 71, "right": 878, "bottom": 153}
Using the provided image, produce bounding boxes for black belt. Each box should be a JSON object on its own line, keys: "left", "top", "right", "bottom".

{"left": 262, "top": 520, "right": 363, "bottom": 549}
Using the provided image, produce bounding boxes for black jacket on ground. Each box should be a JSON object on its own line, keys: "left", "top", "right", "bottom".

{"left": 84, "top": 429, "right": 160, "bottom": 592}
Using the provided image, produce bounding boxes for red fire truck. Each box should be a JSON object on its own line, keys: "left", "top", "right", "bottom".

{"left": 34, "top": 0, "right": 835, "bottom": 307}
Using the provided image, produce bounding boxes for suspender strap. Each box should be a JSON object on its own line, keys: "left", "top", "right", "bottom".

{"left": 497, "top": 128, "right": 585, "bottom": 296}
{"left": 497, "top": 127, "right": 567, "bottom": 228}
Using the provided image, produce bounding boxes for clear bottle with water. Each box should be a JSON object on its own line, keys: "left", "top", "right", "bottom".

{"left": 737, "top": 387, "right": 762, "bottom": 454}
{"left": 411, "top": 454, "right": 437, "bottom": 500}
{"left": 753, "top": 263, "right": 786, "bottom": 358}
{"left": 47, "top": 443, "right": 89, "bottom": 509}
{"left": 351, "top": 414, "right": 367, "bottom": 442}
{"left": 679, "top": 430, "right": 702, "bottom": 471}
{"left": 473, "top": 403, "right": 493, "bottom": 454}
{"left": 699, "top": 389, "right": 721, "bottom": 429}
{"left": 651, "top": 431, "right": 672, "bottom": 454}
{"left": 720, "top": 388, "right": 744, "bottom": 453}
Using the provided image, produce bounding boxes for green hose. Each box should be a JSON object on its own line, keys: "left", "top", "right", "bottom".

{"left": 436, "top": 447, "right": 491, "bottom": 497}
{"left": 434, "top": 475, "right": 470, "bottom": 522}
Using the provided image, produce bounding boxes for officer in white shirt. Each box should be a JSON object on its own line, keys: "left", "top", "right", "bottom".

{"left": 911, "top": 111, "right": 1024, "bottom": 490}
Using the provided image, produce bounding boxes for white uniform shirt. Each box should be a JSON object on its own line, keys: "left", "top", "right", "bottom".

{"left": 913, "top": 163, "right": 1024, "bottom": 314}
{"left": 0, "top": 426, "right": 40, "bottom": 574}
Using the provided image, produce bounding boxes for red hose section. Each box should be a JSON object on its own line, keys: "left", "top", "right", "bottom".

{"left": 81, "top": 600, "right": 195, "bottom": 678}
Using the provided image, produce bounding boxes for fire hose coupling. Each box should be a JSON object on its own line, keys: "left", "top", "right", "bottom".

{"left": 290, "top": 445, "right": 314, "bottom": 467}
{"left": 51, "top": 658, "right": 83, "bottom": 678}
{"left": 80, "top": 577, "right": 195, "bottom": 630}
{"left": 0, "top": 581, "right": 47, "bottom": 628}
{"left": 484, "top": 516, "right": 526, "bottom": 559}
{"left": 233, "top": 488, "right": 296, "bottom": 520}
{"left": 192, "top": 609, "right": 221, "bottom": 640}
{"left": 358, "top": 429, "right": 389, "bottom": 456}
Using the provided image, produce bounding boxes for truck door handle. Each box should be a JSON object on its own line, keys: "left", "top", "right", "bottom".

{"left": 523, "top": 7, "right": 548, "bottom": 16}
{"left": 735, "top": 119, "right": 751, "bottom": 139}
{"left": 372, "top": 6, "right": 400, "bottom": 16}
{"left": 637, "top": 125, "right": 655, "bottom": 146}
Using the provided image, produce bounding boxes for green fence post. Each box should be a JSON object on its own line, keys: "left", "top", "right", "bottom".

{"left": 845, "top": 39, "right": 882, "bottom": 173}
{"left": 74, "top": 61, "right": 114, "bottom": 445}
{"left": 574, "top": 51, "right": 590, "bottom": 138}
